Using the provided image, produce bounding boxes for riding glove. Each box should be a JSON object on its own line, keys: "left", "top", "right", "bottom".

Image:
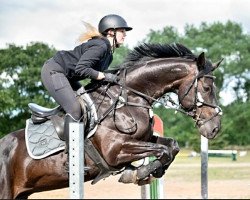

{"left": 104, "top": 73, "right": 119, "bottom": 83}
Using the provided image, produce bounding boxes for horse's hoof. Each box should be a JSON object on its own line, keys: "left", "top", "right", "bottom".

{"left": 137, "top": 175, "right": 155, "bottom": 186}
{"left": 118, "top": 169, "right": 137, "bottom": 184}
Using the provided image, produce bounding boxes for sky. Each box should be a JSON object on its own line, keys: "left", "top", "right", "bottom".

{"left": 1, "top": 0, "right": 250, "bottom": 50}
{"left": 1, "top": 0, "right": 250, "bottom": 105}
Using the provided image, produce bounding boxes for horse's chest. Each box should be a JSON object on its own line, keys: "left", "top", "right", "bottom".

{"left": 114, "top": 106, "right": 153, "bottom": 137}
{"left": 94, "top": 91, "right": 152, "bottom": 136}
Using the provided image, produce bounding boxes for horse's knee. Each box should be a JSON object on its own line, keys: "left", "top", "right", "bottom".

{"left": 157, "top": 137, "right": 180, "bottom": 158}
{"left": 166, "top": 138, "right": 180, "bottom": 159}
{"left": 157, "top": 136, "right": 176, "bottom": 147}
{"left": 172, "top": 140, "right": 180, "bottom": 156}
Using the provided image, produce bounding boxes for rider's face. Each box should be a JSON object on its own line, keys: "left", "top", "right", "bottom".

{"left": 115, "top": 29, "right": 127, "bottom": 45}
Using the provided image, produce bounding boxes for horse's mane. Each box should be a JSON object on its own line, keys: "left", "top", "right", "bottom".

{"left": 88, "top": 43, "right": 198, "bottom": 89}
{"left": 121, "top": 43, "right": 196, "bottom": 68}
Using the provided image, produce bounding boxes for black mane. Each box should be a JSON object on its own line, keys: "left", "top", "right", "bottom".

{"left": 122, "top": 43, "right": 196, "bottom": 67}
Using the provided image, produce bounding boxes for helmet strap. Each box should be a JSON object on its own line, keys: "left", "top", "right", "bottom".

{"left": 112, "top": 30, "right": 119, "bottom": 53}
{"left": 107, "top": 29, "right": 118, "bottom": 53}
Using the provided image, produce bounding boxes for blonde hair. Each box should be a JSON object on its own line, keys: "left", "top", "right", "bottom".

{"left": 78, "top": 21, "right": 102, "bottom": 43}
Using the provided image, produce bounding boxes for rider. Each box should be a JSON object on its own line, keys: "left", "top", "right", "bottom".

{"left": 41, "top": 14, "right": 132, "bottom": 167}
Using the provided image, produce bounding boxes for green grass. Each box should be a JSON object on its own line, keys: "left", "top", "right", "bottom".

{"left": 166, "top": 148, "right": 250, "bottom": 181}
{"left": 176, "top": 148, "right": 250, "bottom": 162}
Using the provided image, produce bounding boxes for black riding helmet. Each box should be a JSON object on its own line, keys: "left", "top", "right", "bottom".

{"left": 98, "top": 14, "right": 133, "bottom": 35}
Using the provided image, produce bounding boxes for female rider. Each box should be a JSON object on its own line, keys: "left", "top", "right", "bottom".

{"left": 41, "top": 14, "right": 132, "bottom": 163}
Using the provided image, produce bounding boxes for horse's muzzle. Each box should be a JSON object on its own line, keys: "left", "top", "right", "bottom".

{"left": 199, "top": 117, "right": 221, "bottom": 139}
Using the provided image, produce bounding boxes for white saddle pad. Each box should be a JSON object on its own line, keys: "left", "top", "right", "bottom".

{"left": 25, "top": 119, "right": 65, "bottom": 159}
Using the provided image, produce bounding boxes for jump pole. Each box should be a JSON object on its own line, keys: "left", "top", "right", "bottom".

{"left": 69, "top": 122, "right": 84, "bottom": 199}
{"left": 201, "top": 135, "right": 208, "bottom": 199}
{"left": 141, "top": 114, "right": 164, "bottom": 199}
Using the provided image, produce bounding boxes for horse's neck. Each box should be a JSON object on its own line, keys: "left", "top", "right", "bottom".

{"left": 125, "top": 59, "right": 195, "bottom": 99}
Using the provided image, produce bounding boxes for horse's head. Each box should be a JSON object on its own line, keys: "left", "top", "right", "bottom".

{"left": 178, "top": 52, "right": 223, "bottom": 139}
{"left": 120, "top": 43, "right": 223, "bottom": 139}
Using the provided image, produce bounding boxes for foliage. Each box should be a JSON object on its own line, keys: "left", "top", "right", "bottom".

{"left": 0, "top": 42, "right": 56, "bottom": 137}
{"left": 217, "top": 100, "right": 250, "bottom": 147}
{"left": 153, "top": 105, "right": 196, "bottom": 147}
{"left": 109, "top": 45, "right": 130, "bottom": 69}
{"left": 144, "top": 21, "right": 250, "bottom": 150}
{"left": 153, "top": 101, "right": 250, "bottom": 151}
{"left": 145, "top": 21, "right": 250, "bottom": 103}
{"left": 144, "top": 26, "right": 181, "bottom": 44}
{"left": 0, "top": 21, "right": 249, "bottom": 150}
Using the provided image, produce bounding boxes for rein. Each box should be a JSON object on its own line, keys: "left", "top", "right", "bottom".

{"left": 110, "top": 69, "right": 194, "bottom": 118}
{"left": 114, "top": 67, "right": 222, "bottom": 127}
{"left": 83, "top": 64, "right": 222, "bottom": 127}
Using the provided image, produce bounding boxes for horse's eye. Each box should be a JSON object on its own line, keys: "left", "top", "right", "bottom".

{"left": 203, "top": 86, "right": 211, "bottom": 92}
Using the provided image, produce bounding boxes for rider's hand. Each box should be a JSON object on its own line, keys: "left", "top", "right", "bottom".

{"left": 104, "top": 73, "right": 120, "bottom": 83}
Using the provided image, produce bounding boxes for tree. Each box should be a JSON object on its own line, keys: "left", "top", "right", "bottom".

{"left": 0, "top": 42, "right": 56, "bottom": 137}
{"left": 144, "top": 21, "right": 250, "bottom": 149}
{"left": 218, "top": 101, "right": 250, "bottom": 147}
{"left": 109, "top": 45, "right": 131, "bottom": 69}
{"left": 1, "top": 21, "right": 249, "bottom": 150}
{"left": 145, "top": 21, "right": 250, "bottom": 104}
{"left": 144, "top": 26, "right": 181, "bottom": 44}
{"left": 153, "top": 105, "right": 198, "bottom": 148}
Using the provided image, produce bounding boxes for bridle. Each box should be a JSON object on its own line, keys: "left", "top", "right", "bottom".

{"left": 177, "top": 73, "right": 223, "bottom": 127}
{"left": 112, "top": 66, "right": 223, "bottom": 127}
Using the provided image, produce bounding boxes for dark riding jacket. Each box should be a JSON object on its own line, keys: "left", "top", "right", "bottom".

{"left": 53, "top": 37, "right": 113, "bottom": 81}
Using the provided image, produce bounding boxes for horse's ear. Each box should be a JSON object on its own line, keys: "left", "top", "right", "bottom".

{"left": 212, "top": 58, "right": 224, "bottom": 71}
{"left": 197, "top": 52, "right": 205, "bottom": 70}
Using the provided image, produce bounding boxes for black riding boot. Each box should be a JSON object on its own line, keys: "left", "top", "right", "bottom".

{"left": 64, "top": 114, "right": 77, "bottom": 171}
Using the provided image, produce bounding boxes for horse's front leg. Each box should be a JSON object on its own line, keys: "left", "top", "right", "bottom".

{"left": 149, "top": 135, "right": 180, "bottom": 178}
{"left": 116, "top": 140, "right": 173, "bottom": 164}
{"left": 118, "top": 136, "right": 179, "bottom": 185}
{"left": 117, "top": 140, "right": 178, "bottom": 184}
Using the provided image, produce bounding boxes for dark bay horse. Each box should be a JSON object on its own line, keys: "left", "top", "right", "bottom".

{"left": 0, "top": 43, "right": 223, "bottom": 199}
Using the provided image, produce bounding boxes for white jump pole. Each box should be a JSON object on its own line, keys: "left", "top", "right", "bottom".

{"left": 201, "top": 135, "right": 208, "bottom": 199}
{"left": 141, "top": 114, "right": 164, "bottom": 199}
{"left": 141, "top": 157, "right": 151, "bottom": 199}
{"left": 69, "top": 122, "right": 84, "bottom": 199}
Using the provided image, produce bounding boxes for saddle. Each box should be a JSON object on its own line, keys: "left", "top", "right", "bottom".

{"left": 25, "top": 88, "right": 98, "bottom": 159}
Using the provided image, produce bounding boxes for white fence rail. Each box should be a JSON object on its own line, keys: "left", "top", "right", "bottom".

{"left": 208, "top": 150, "right": 237, "bottom": 161}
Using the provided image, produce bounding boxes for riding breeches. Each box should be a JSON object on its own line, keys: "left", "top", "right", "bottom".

{"left": 41, "top": 58, "right": 82, "bottom": 120}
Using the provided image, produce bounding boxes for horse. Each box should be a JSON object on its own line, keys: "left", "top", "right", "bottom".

{"left": 0, "top": 43, "right": 223, "bottom": 199}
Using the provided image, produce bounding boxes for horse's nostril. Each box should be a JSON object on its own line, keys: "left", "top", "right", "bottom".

{"left": 213, "top": 127, "right": 219, "bottom": 134}
{"left": 208, "top": 127, "right": 219, "bottom": 139}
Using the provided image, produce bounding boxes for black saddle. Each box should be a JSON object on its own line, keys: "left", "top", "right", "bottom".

{"left": 28, "top": 103, "right": 65, "bottom": 140}
{"left": 28, "top": 88, "right": 97, "bottom": 140}
{"left": 28, "top": 103, "right": 63, "bottom": 123}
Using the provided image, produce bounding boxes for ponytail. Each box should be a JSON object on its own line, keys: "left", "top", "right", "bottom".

{"left": 78, "top": 21, "right": 102, "bottom": 43}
